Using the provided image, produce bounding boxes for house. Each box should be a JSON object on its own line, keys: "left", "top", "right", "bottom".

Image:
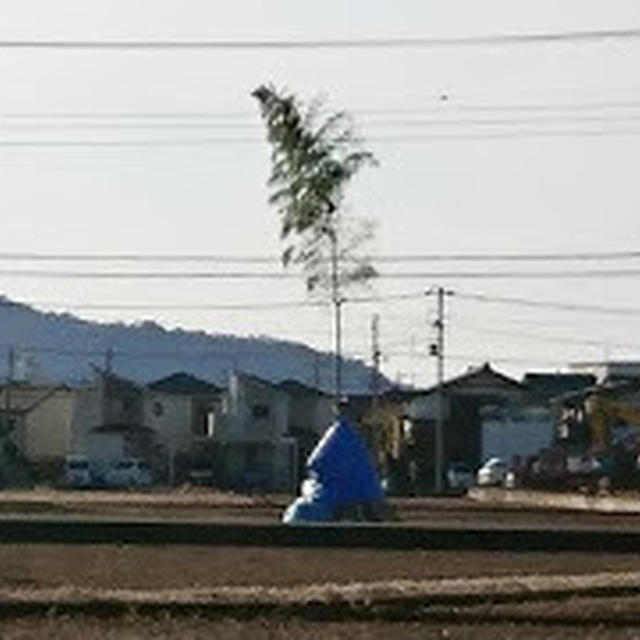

{"left": 145, "top": 372, "right": 223, "bottom": 482}
{"left": 523, "top": 372, "right": 596, "bottom": 402}
{"left": 277, "top": 379, "right": 334, "bottom": 480}
{"left": 479, "top": 372, "right": 595, "bottom": 466}
{"left": 213, "top": 372, "right": 295, "bottom": 491}
{"left": 404, "top": 363, "right": 527, "bottom": 491}
{"left": 211, "top": 373, "right": 338, "bottom": 492}
{"left": 556, "top": 378, "right": 640, "bottom": 453}
{"left": 570, "top": 360, "right": 640, "bottom": 384}
{"left": 403, "top": 365, "right": 602, "bottom": 492}
{"left": 0, "top": 382, "right": 77, "bottom": 484}
{"left": 406, "top": 364, "right": 526, "bottom": 486}
{"left": 71, "top": 372, "right": 156, "bottom": 472}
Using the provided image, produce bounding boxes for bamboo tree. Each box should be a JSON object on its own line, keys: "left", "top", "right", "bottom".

{"left": 252, "top": 84, "right": 377, "bottom": 412}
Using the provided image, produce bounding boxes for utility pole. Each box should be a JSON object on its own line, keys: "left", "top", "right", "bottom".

{"left": 427, "top": 287, "right": 453, "bottom": 494}
{"left": 371, "top": 314, "right": 381, "bottom": 413}
{"left": 329, "top": 227, "right": 343, "bottom": 416}
{"left": 370, "top": 313, "right": 382, "bottom": 468}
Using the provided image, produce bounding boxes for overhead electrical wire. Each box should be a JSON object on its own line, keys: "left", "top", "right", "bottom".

{"left": 453, "top": 323, "right": 640, "bottom": 351}
{"left": 0, "top": 29, "right": 638, "bottom": 50}
{"left": 456, "top": 291, "right": 640, "bottom": 316}
{"left": 4, "top": 286, "right": 640, "bottom": 317}
{"left": 381, "top": 349, "right": 572, "bottom": 367}
{"left": 3, "top": 100, "right": 640, "bottom": 120}
{"left": 4, "top": 267, "right": 640, "bottom": 279}
{"left": 0, "top": 291, "right": 425, "bottom": 313}
{"left": 3, "top": 114, "right": 640, "bottom": 130}
{"left": 0, "top": 250, "right": 637, "bottom": 263}
{"left": 1, "top": 129, "right": 640, "bottom": 147}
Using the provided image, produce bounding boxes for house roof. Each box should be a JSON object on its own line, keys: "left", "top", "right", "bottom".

{"left": 523, "top": 372, "right": 596, "bottom": 399}
{"left": 560, "top": 377, "right": 640, "bottom": 404}
{"left": 147, "top": 372, "right": 220, "bottom": 395}
{"left": 277, "top": 379, "right": 330, "bottom": 397}
{"left": 417, "top": 363, "right": 524, "bottom": 397}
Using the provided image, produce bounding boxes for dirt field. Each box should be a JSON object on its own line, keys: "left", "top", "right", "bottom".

{"left": 1, "top": 491, "right": 639, "bottom": 636}
{"left": 3, "top": 489, "right": 640, "bottom": 530}
{"left": 1, "top": 545, "right": 638, "bottom": 590}
{"left": 1, "top": 612, "right": 640, "bottom": 639}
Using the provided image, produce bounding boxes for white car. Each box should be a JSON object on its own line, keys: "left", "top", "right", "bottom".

{"left": 476, "top": 457, "right": 508, "bottom": 487}
{"left": 103, "top": 458, "right": 151, "bottom": 488}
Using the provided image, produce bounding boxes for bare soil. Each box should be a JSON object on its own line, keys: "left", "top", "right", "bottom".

{"left": 1, "top": 490, "right": 639, "bottom": 635}
{"left": 0, "top": 545, "right": 638, "bottom": 591}
{"left": 3, "top": 489, "right": 640, "bottom": 529}
{"left": 1, "top": 613, "right": 640, "bottom": 639}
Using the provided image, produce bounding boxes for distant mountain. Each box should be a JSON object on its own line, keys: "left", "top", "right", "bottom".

{"left": 0, "top": 296, "right": 387, "bottom": 393}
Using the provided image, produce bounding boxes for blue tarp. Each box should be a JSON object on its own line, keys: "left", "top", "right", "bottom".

{"left": 283, "top": 419, "right": 383, "bottom": 523}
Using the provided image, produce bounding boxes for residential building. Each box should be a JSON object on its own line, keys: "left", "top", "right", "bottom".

{"left": 145, "top": 372, "right": 223, "bottom": 482}
{"left": 71, "top": 372, "right": 154, "bottom": 470}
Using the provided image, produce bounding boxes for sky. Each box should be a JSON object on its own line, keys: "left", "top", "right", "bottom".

{"left": 0, "top": 1, "right": 639, "bottom": 387}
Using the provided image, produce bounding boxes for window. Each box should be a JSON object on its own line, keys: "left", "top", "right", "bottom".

{"left": 206, "top": 411, "right": 216, "bottom": 438}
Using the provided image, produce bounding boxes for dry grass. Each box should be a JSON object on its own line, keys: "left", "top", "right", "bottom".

{"left": 3, "top": 570, "right": 640, "bottom": 606}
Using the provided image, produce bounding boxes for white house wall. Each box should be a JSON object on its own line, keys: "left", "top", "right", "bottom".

{"left": 144, "top": 392, "right": 193, "bottom": 455}
{"left": 23, "top": 390, "right": 76, "bottom": 461}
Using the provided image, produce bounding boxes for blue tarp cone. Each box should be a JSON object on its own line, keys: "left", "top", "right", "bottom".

{"left": 283, "top": 419, "right": 384, "bottom": 523}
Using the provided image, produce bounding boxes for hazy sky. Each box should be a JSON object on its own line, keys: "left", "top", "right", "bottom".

{"left": 0, "top": 1, "right": 639, "bottom": 386}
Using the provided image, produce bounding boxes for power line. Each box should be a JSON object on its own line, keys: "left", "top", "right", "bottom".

{"left": 0, "top": 291, "right": 423, "bottom": 312}
{"left": 456, "top": 292, "right": 640, "bottom": 316}
{"left": 0, "top": 269, "right": 300, "bottom": 279}
{"left": 454, "top": 323, "right": 640, "bottom": 351}
{"left": 0, "top": 250, "right": 638, "bottom": 263}
{"left": 5, "top": 114, "right": 640, "bottom": 130}
{"left": 2, "top": 129, "right": 640, "bottom": 148}
{"left": 0, "top": 29, "right": 638, "bottom": 50}
{"left": 382, "top": 349, "right": 572, "bottom": 367}
{"left": 13, "top": 300, "right": 327, "bottom": 311}
{"left": 446, "top": 353, "right": 574, "bottom": 367}
{"left": 4, "top": 267, "right": 640, "bottom": 280}
{"left": 4, "top": 101, "right": 640, "bottom": 120}
{"left": 0, "top": 252, "right": 279, "bottom": 263}
{"left": 371, "top": 251, "right": 640, "bottom": 263}
{"left": 377, "top": 268, "right": 640, "bottom": 279}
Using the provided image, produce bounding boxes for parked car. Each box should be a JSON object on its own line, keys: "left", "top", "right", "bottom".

{"left": 476, "top": 457, "right": 508, "bottom": 487}
{"left": 103, "top": 458, "right": 151, "bottom": 488}
{"left": 64, "top": 455, "right": 92, "bottom": 488}
{"left": 446, "top": 462, "right": 474, "bottom": 491}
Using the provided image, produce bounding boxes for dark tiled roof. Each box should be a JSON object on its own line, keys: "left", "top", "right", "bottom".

{"left": 277, "top": 379, "right": 330, "bottom": 397}
{"left": 417, "top": 363, "right": 523, "bottom": 397}
{"left": 523, "top": 372, "right": 596, "bottom": 399}
{"left": 147, "top": 372, "right": 220, "bottom": 395}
